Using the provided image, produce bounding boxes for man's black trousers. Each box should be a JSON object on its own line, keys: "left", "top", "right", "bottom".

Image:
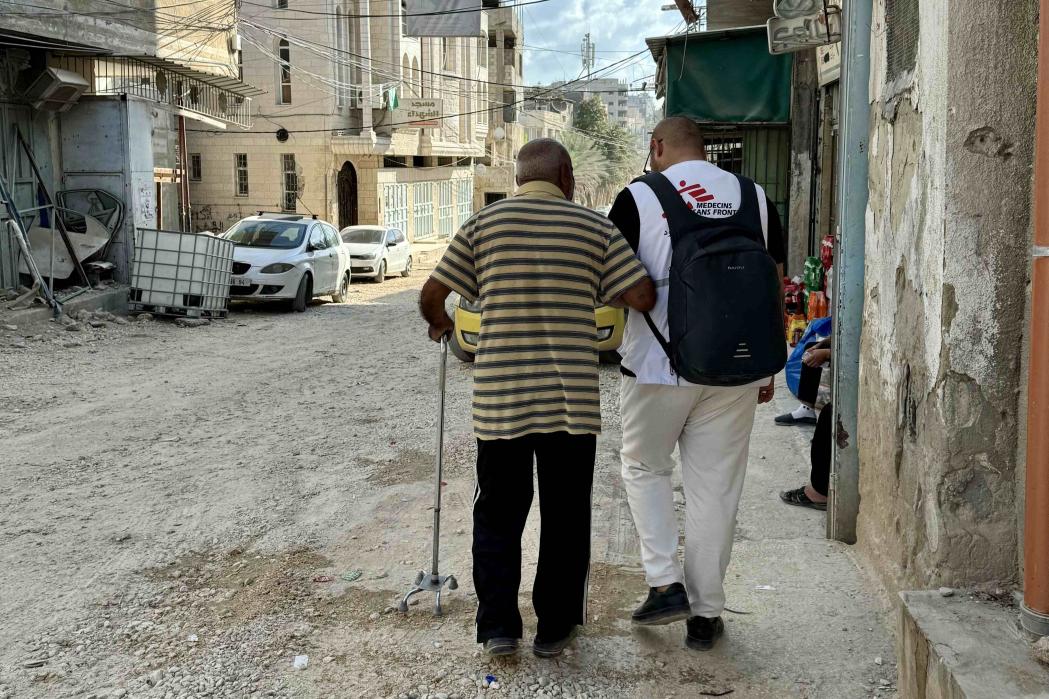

{"left": 810, "top": 402, "right": 833, "bottom": 497}
{"left": 473, "top": 431, "right": 596, "bottom": 643}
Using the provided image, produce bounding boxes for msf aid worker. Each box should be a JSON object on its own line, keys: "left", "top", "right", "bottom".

{"left": 607, "top": 117, "right": 787, "bottom": 650}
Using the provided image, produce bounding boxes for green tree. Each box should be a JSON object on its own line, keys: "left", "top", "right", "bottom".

{"left": 561, "top": 131, "right": 609, "bottom": 208}
{"left": 572, "top": 96, "right": 609, "bottom": 136}
{"left": 570, "top": 96, "right": 645, "bottom": 206}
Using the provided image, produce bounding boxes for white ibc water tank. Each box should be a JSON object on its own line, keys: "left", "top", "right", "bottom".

{"left": 130, "top": 229, "right": 234, "bottom": 318}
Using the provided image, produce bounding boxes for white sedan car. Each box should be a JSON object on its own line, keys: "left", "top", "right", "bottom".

{"left": 341, "top": 225, "right": 412, "bottom": 283}
{"left": 222, "top": 213, "right": 351, "bottom": 312}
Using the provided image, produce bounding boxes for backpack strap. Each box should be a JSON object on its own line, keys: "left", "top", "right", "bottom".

{"left": 732, "top": 174, "right": 767, "bottom": 245}
{"left": 635, "top": 172, "right": 683, "bottom": 370}
{"left": 636, "top": 171, "right": 696, "bottom": 247}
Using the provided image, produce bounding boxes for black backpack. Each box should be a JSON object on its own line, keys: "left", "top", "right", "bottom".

{"left": 637, "top": 170, "right": 787, "bottom": 386}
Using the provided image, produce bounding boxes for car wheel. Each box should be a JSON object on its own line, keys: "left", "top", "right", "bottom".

{"left": 449, "top": 330, "right": 475, "bottom": 363}
{"left": 401, "top": 256, "right": 412, "bottom": 278}
{"left": 373, "top": 260, "right": 386, "bottom": 283}
{"left": 332, "top": 272, "right": 350, "bottom": 303}
{"left": 292, "top": 273, "right": 311, "bottom": 313}
{"left": 599, "top": 350, "right": 622, "bottom": 365}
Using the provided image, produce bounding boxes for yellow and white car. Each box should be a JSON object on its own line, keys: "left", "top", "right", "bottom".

{"left": 449, "top": 295, "right": 627, "bottom": 364}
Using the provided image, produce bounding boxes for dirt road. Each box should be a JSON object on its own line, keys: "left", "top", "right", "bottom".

{"left": 0, "top": 273, "right": 896, "bottom": 698}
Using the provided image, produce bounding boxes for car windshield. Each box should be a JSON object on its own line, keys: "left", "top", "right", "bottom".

{"left": 223, "top": 221, "right": 306, "bottom": 248}
{"left": 342, "top": 228, "right": 384, "bottom": 245}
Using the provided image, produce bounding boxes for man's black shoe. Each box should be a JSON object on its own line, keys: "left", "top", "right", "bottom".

{"left": 631, "top": 582, "right": 691, "bottom": 626}
{"left": 483, "top": 637, "right": 519, "bottom": 656}
{"left": 685, "top": 616, "right": 724, "bottom": 651}
{"left": 774, "top": 411, "right": 817, "bottom": 426}
{"left": 532, "top": 627, "right": 578, "bottom": 658}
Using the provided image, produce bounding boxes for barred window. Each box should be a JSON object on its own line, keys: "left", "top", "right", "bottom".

{"left": 281, "top": 154, "right": 297, "bottom": 211}
{"left": 234, "top": 154, "right": 249, "bottom": 196}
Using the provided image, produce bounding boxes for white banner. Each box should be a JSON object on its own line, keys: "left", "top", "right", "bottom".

{"left": 405, "top": 0, "right": 482, "bottom": 37}
{"left": 395, "top": 97, "right": 443, "bottom": 127}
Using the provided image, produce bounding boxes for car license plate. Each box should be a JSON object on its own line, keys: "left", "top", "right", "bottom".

{"left": 230, "top": 276, "right": 250, "bottom": 287}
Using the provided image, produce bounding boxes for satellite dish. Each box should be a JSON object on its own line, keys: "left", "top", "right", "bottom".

{"left": 276, "top": 128, "right": 290, "bottom": 142}
{"left": 493, "top": 126, "right": 506, "bottom": 141}
{"left": 475, "top": 163, "right": 487, "bottom": 176}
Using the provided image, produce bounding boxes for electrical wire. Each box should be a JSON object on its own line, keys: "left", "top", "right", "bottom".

{"left": 242, "top": 17, "right": 648, "bottom": 93}
{"left": 238, "top": 0, "right": 549, "bottom": 20}
{"left": 188, "top": 46, "right": 650, "bottom": 134}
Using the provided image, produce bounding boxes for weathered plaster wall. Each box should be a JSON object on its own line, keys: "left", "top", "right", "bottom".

{"left": 855, "top": 0, "right": 1037, "bottom": 591}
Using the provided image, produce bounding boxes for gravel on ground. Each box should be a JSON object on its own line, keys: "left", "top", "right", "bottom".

{"left": 0, "top": 272, "right": 897, "bottom": 698}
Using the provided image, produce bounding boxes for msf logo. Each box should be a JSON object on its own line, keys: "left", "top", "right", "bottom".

{"left": 727, "top": 265, "right": 745, "bottom": 271}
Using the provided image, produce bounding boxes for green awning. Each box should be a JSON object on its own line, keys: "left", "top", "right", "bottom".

{"left": 648, "top": 27, "right": 794, "bottom": 124}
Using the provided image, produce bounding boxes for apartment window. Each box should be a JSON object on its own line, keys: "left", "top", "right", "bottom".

{"left": 281, "top": 154, "right": 297, "bottom": 211}
{"left": 234, "top": 154, "right": 249, "bottom": 196}
{"left": 278, "top": 39, "right": 292, "bottom": 104}
{"left": 477, "top": 35, "right": 487, "bottom": 68}
{"left": 502, "top": 89, "right": 516, "bottom": 123}
{"left": 276, "top": 0, "right": 287, "bottom": 7}
{"left": 236, "top": 49, "right": 243, "bottom": 81}
{"left": 189, "top": 153, "right": 202, "bottom": 181}
{"left": 401, "top": 0, "right": 408, "bottom": 35}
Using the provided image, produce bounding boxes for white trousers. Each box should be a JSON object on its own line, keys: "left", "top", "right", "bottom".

{"left": 619, "top": 376, "right": 759, "bottom": 618}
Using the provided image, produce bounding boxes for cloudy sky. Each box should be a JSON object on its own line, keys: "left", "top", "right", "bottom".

{"left": 519, "top": 0, "right": 684, "bottom": 87}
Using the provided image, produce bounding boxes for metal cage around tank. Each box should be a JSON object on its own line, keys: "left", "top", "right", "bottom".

{"left": 129, "top": 228, "right": 233, "bottom": 318}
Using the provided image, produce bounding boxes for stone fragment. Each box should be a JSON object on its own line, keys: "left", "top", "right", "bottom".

{"left": 1032, "top": 636, "right": 1049, "bottom": 666}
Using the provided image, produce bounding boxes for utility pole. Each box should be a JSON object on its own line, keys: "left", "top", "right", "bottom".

{"left": 580, "top": 33, "right": 595, "bottom": 82}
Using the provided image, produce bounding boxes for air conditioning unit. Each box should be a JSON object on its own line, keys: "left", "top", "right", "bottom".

{"left": 25, "top": 67, "right": 89, "bottom": 112}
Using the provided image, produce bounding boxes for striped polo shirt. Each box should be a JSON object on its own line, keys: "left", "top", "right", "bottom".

{"left": 431, "top": 179, "right": 649, "bottom": 440}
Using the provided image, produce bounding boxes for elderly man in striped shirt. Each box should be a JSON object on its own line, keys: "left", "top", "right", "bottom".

{"left": 419, "top": 139, "right": 655, "bottom": 659}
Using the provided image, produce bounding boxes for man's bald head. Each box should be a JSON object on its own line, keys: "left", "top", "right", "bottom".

{"left": 649, "top": 116, "right": 706, "bottom": 172}
{"left": 516, "top": 138, "right": 573, "bottom": 187}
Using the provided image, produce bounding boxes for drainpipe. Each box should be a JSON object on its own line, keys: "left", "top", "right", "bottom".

{"left": 178, "top": 114, "right": 191, "bottom": 232}
{"left": 827, "top": 0, "right": 872, "bottom": 544}
{"left": 1022, "top": 0, "right": 1049, "bottom": 638}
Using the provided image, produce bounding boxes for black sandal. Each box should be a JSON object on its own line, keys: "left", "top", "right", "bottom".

{"left": 779, "top": 487, "right": 827, "bottom": 511}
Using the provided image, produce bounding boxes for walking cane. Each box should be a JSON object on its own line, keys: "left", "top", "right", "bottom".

{"left": 399, "top": 334, "right": 459, "bottom": 616}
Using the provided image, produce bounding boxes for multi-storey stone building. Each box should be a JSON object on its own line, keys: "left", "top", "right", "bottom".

{"left": 187, "top": 0, "right": 524, "bottom": 240}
